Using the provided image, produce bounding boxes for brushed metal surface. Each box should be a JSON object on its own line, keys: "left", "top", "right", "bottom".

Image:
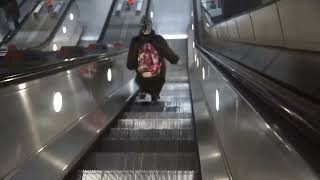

{"left": 0, "top": 52, "right": 137, "bottom": 179}
{"left": 189, "top": 64, "right": 230, "bottom": 180}
{"left": 220, "top": 22, "right": 230, "bottom": 40}
{"left": 152, "top": 0, "right": 192, "bottom": 36}
{"left": 250, "top": 3, "right": 284, "bottom": 46}
{"left": 189, "top": 48, "right": 319, "bottom": 180}
{"left": 277, "top": 0, "right": 320, "bottom": 51}
{"left": 235, "top": 14, "right": 255, "bottom": 41}
{"left": 227, "top": 19, "right": 239, "bottom": 40}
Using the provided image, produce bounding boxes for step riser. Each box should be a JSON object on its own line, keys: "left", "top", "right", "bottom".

{"left": 78, "top": 170, "right": 195, "bottom": 180}
{"left": 117, "top": 119, "right": 192, "bottom": 129}
{"left": 107, "top": 129, "right": 194, "bottom": 141}
{"left": 122, "top": 112, "right": 192, "bottom": 119}
{"left": 98, "top": 140, "right": 195, "bottom": 153}
{"left": 83, "top": 153, "right": 197, "bottom": 171}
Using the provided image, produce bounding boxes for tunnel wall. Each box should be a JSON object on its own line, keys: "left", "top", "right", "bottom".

{"left": 204, "top": 0, "right": 320, "bottom": 99}
{"left": 208, "top": 0, "right": 320, "bottom": 52}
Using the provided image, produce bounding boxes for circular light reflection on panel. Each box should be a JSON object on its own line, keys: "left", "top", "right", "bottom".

{"left": 70, "top": 13, "right": 74, "bottom": 21}
{"left": 53, "top": 44, "right": 58, "bottom": 51}
{"left": 62, "top": 26, "right": 67, "bottom": 34}
{"left": 202, "top": 67, "right": 206, "bottom": 80}
{"left": 193, "top": 42, "right": 195, "bottom": 48}
{"left": 107, "top": 68, "right": 112, "bottom": 82}
{"left": 216, "top": 89, "right": 220, "bottom": 111}
{"left": 18, "top": 83, "right": 26, "bottom": 89}
{"left": 150, "top": 11, "right": 154, "bottom": 19}
{"left": 192, "top": 24, "right": 194, "bottom": 30}
{"left": 53, "top": 92, "right": 63, "bottom": 112}
{"left": 191, "top": 11, "right": 194, "bottom": 17}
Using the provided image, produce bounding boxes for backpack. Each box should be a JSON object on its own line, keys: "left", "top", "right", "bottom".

{"left": 137, "top": 42, "right": 161, "bottom": 78}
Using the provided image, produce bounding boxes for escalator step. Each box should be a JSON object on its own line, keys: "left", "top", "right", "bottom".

{"left": 78, "top": 170, "right": 195, "bottom": 180}
{"left": 125, "top": 102, "right": 179, "bottom": 112}
{"left": 160, "top": 91, "right": 191, "bottom": 97}
{"left": 127, "top": 101, "right": 192, "bottom": 113}
{"left": 162, "top": 82, "right": 190, "bottom": 90}
{"left": 97, "top": 139, "right": 195, "bottom": 152}
{"left": 107, "top": 129, "right": 194, "bottom": 140}
{"left": 117, "top": 119, "right": 192, "bottom": 129}
{"left": 122, "top": 112, "right": 192, "bottom": 119}
{"left": 82, "top": 152, "right": 197, "bottom": 171}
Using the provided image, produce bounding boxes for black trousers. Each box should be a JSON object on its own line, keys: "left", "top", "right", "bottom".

{"left": 135, "top": 75, "right": 165, "bottom": 97}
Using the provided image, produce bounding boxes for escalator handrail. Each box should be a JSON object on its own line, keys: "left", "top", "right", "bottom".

{"left": 0, "top": 49, "right": 128, "bottom": 88}
{"left": 26, "top": 0, "right": 76, "bottom": 50}
{"left": 196, "top": 44, "right": 320, "bottom": 143}
{"left": 0, "top": 0, "right": 42, "bottom": 47}
{"left": 97, "top": 0, "right": 118, "bottom": 43}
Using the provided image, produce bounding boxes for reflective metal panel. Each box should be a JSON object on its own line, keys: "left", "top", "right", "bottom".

{"left": 152, "top": 0, "right": 192, "bottom": 36}
{"left": 189, "top": 48, "right": 319, "bottom": 180}
{"left": 0, "top": 52, "right": 136, "bottom": 179}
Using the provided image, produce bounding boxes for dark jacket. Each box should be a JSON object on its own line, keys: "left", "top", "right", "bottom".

{"left": 3, "top": 0, "right": 19, "bottom": 19}
{"left": 127, "top": 30, "right": 179, "bottom": 81}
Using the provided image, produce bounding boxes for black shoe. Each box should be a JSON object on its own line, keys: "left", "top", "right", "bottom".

{"left": 151, "top": 95, "right": 160, "bottom": 102}
{"left": 139, "top": 92, "right": 146, "bottom": 99}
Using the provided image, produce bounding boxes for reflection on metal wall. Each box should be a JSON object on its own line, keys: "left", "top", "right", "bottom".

{"left": 188, "top": 47, "right": 318, "bottom": 179}
{"left": 0, "top": 52, "right": 136, "bottom": 179}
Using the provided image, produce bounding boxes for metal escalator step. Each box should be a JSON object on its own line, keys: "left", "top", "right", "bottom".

{"left": 162, "top": 83, "right": 190, "bottom": 90}
{"left": 82, "top": 152, "right": 197, "bottom": 171}
{"left": 117, "top": 119, "right": 192, "bottom": 129}
{"left": 128, "top": 101, "right": 192, "bottom": 113}
{"left": 156, "top": 96, "right": 191, "bottom": 103}
{"left": 78, "top": 170, "right": 195, "bottom": 180}
{"left": 160, "top": 91, "right": 191, "bottom": 98}
{"left": 98, "top": 139, "right": 195, "bottom": 152}
{"left": 122, "top": 112, "right": 192, "bottom": 119}
{"left": 125, "top": 102, "right": 179, "bottom": 112}
{"left": 107, "top": 129, "right": 194, "bottom": 141}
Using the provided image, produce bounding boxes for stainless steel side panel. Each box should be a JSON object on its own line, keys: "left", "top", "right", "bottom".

{"left": 189, "top": 46, "right": 319, "bottom": 180}
{"left": 0, "top": 52, "right": 137, "bottom": 179}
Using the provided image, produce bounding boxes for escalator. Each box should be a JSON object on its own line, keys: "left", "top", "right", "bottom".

{"left": 69, "top": 85, "right": 198, "bottom": 180}
{"left": 65, "top": 39, "right": 200, "bottom": 180}
{"left": 1, "top": 0, "right": 320, "bottom": 180}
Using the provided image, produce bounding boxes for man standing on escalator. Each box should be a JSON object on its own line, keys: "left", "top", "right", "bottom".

{"left": 127, "top": 16, "right": 179, "bottom": 102}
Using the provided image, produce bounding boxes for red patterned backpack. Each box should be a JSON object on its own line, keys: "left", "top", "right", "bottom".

{"left": 137, "top": 42, "right": 161, "bottom": 78}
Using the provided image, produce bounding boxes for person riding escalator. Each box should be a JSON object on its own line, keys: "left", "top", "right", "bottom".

{"left": 127, "top": 16, "right": 179, "bottom": 102}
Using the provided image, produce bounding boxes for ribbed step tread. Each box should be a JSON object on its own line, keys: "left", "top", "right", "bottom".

{"left": 78, "top": 170, "right": 195, "bottom": 180}
{"left": 83, "top": 153, "right": 197, "bottom": 171}
{"left": 107, "top": 129, "right": 194, "bottom": 140}
{"left": 125, "top": 102, "right": 179, "bottom": 112}
{"left": 122, "top": 112, "right": 192, "bottom": 119}
{"left": 128, "top": 101, "right": 192, "bottom": 113}
{"left": 160, "top": 91, "right": 191, "bottom": 97}
{"left": 162, "top": 82, "right": 190, "bottom": 90}
{"left": 98, "top": 139, "right": 195, "bottom": 152}
{"left": 117, "top": 119, "right": 192, "bottom": 129}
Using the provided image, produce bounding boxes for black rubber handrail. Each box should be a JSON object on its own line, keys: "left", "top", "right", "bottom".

{"left": 0, "top": 49, "right": 128, "bottom": 88}
{"left": 27, "top": 0, "right": 76, "bottom": 50}
{"left": 0, "top": 0, "right": 41, "bottom": 47}
{"left": 97, "top": 0, "right": 118, "bottom": 43}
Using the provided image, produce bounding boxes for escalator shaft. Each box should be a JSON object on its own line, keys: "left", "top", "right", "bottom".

{"left": 68, "top": 80, "right": 199, "bottom": 180}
